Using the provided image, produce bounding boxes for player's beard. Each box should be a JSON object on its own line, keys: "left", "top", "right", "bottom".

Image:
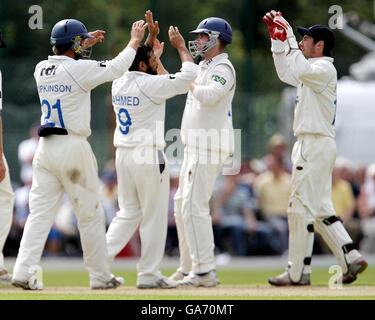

{"left": 146, "top": 64, "right": 157, "bottom": 75}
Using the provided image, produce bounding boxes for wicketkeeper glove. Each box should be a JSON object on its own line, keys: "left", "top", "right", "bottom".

{"left": 262, "top": 10, "right": 286, "bottom": 53}
{"left": 273, "top": 14, "right": 299, "bottom": 54}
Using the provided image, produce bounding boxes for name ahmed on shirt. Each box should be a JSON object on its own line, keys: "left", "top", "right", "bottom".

{"left": 112, "top": 95, "right": 140, "bottom": 106}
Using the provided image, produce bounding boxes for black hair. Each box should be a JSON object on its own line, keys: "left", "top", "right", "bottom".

{"left": 313, "top": 38, "right": 332, "bottom": 57}
{"left": 53, "top": 42, "right": 73, "bottom": 55}
{"left": 129, "top": 44, "right": 153, "bottom": 71}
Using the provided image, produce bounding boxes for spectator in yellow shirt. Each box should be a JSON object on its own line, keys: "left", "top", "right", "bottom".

{"left": 254, "top": 153, "right": 291, "bottom": 254}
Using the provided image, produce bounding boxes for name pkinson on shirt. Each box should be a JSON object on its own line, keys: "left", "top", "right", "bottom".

{"left": 38, "top": 84, "right": 72, "bottom": 93}
{"left": 112, "top": 95, "right": 140, "bottom": 107}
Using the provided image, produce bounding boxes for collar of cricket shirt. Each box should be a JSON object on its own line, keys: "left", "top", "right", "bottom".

{"left": 308, "top": 56, "right": 334, "bottom": 63}
{"left": 201, "top": 53, "right": 229, "bottom": 68}
{"left": 48, "top": 55, "right": 75, "bottom": 61}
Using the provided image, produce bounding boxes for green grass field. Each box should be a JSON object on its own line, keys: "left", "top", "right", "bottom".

{"left": 1, "top": 266, "right": 374, "bottom": 300}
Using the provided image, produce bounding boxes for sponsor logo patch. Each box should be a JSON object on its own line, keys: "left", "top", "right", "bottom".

{"left": 212, "top": 74, "right": 226, "bottom": 85}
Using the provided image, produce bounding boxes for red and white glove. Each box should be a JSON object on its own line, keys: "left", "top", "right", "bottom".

{"left": 262, "top": 10, "right": 286, "bottom": 41}
{"left": 263, "top": 10, "right": 286, "bottom": 54}
{"left": 273, "top": 14, "right": 299, "bottom": 53}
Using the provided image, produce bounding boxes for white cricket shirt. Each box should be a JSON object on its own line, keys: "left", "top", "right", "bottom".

{"left": 112, "top": 61, "right": 198, "bottom": 149}
{"left": 273, "top": 49, "right": 337, "bottom": 138}
{"left": 34, "top": 46, "right": 136, "bottom": 137}
{"left": 180, "top": 53, "right": 236, "bottom": 154}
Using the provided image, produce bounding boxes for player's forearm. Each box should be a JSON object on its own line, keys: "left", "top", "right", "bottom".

{"left": 270, "top": 38, "right": 294, "bottom": 85}
{"left": 145, "top": 33, "right": 157, "bottom": 48}
{"left": 272, "top": 51, "right": 299, "bottom": 87}
{"left": 191, "top": 83, "right": 226, "bottom": 105}
{"left": 177, "top": 46, "right": 194, "bottom": 64}
{"left": 173, "top": 62, "right": 198, "bottom": 80}
{"left": 109, "top": 46, "right": 137, "bottom": 76}
{"left": 127, "top": 39, "right": 141, "bottom": 52}
{"left": 84, "top": 46, "right": 137, "bottom": 88}
{"left": 157, "top": 62, "right": 199, "bottom": 99}
{"left": 157, "top": 59, "right": 169, "bottom": 75}
{"left": 160, "top": 62, "right": 198, "bottom": 98}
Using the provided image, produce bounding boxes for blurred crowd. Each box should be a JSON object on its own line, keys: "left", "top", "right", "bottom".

{"left": 4, "top": 128, "right": 375, "bottom": 260}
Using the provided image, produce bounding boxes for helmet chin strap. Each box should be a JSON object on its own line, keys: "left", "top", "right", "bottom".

{"left": 71, "top": 36, "right": 92, "bottom": 59}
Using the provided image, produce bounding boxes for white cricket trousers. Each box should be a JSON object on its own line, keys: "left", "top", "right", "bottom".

{"left": 287, "top": 134, "right": 356, "bottom": 281}
{"left": 174, "top": 148, "right": 227, "bottom": 274}
{"left": 0, "top": 154, "right": 14, "bottom": 271}
{"left": 288, "top": 134, "right": 336, "bottom": 220}
{"left": 106, "top": 147, "right": 169, "bottom": 282}
{"left": 13, "top": 134, "right": 112, "bottom": 283}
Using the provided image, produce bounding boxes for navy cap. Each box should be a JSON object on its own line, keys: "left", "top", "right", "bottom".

{"left": 0, "top": 29, "right": 6, "bottom": 48}
{"left": 297, "top": 25, "right": 335, "bottom": 54}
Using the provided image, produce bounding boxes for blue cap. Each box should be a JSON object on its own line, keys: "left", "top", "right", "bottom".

{"left": 297, "top": 25, "right": 335, "bottom": 53}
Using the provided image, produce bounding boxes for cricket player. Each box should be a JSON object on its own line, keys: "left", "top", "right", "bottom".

{"left": 106, "top": 11, "right": 198, "bottom": 289}
{"left": 0, "top": 30, "right": 15, "bottom": 286}
{"left": 169, "top": 17, "right": 236, "bottom": 287}
{"left": 11, "top": 18, "right": 148, "bottom": 290}
{"left": 263, "top": 10, "right": 367, "bottom": 286}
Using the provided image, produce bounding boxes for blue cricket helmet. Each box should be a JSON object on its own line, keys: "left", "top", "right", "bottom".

{"left": 50, "top": 19, "right": 93, "bottom": 46}
{"left": 190, "top": 17, "right": 232, "bottom": 44}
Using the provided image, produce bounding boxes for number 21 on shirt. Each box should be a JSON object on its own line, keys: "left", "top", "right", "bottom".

{"left": 42, "top": 99, "right": 65, "bottom": 128}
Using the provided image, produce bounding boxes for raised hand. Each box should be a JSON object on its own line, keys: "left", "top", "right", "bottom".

{"left": 273, "top": 13, "right": 294, "bottom": 39}
{"left": 273, "top": 13, "right": 299, "bottom": 51}
{"left": 262, "top": 10, "right": 286, "bottom": 41}
{"left": 82, "top": 30, "right": 106, "bottom": 49}
{"left": 153, "top": 38, "right": 165, "bottom": 59}
{"left": 130, "top": 20, "right": 148, "bottom": 43}
{"left": 168, "top": 26, "right": 185, "bottom": 49}
{"left": 145, "top": 10, "right": 159, "bottom": 37}
{"left": 128, "top": 20, "right": 148, "bottom": 51}
{"left": 168, "top": 26, "right": 193, "bottom": 63}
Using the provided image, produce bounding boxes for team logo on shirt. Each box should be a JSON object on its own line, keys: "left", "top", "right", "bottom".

{"left": 212, "top": 74, "right": 226, "bottom": 85}
{"left": 40, "top": 65, "right": 57, "bottom": 76}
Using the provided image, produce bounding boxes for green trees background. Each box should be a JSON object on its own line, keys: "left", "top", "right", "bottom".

{"left": 0, "top": 0, "right": 372, "bottom": 184}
